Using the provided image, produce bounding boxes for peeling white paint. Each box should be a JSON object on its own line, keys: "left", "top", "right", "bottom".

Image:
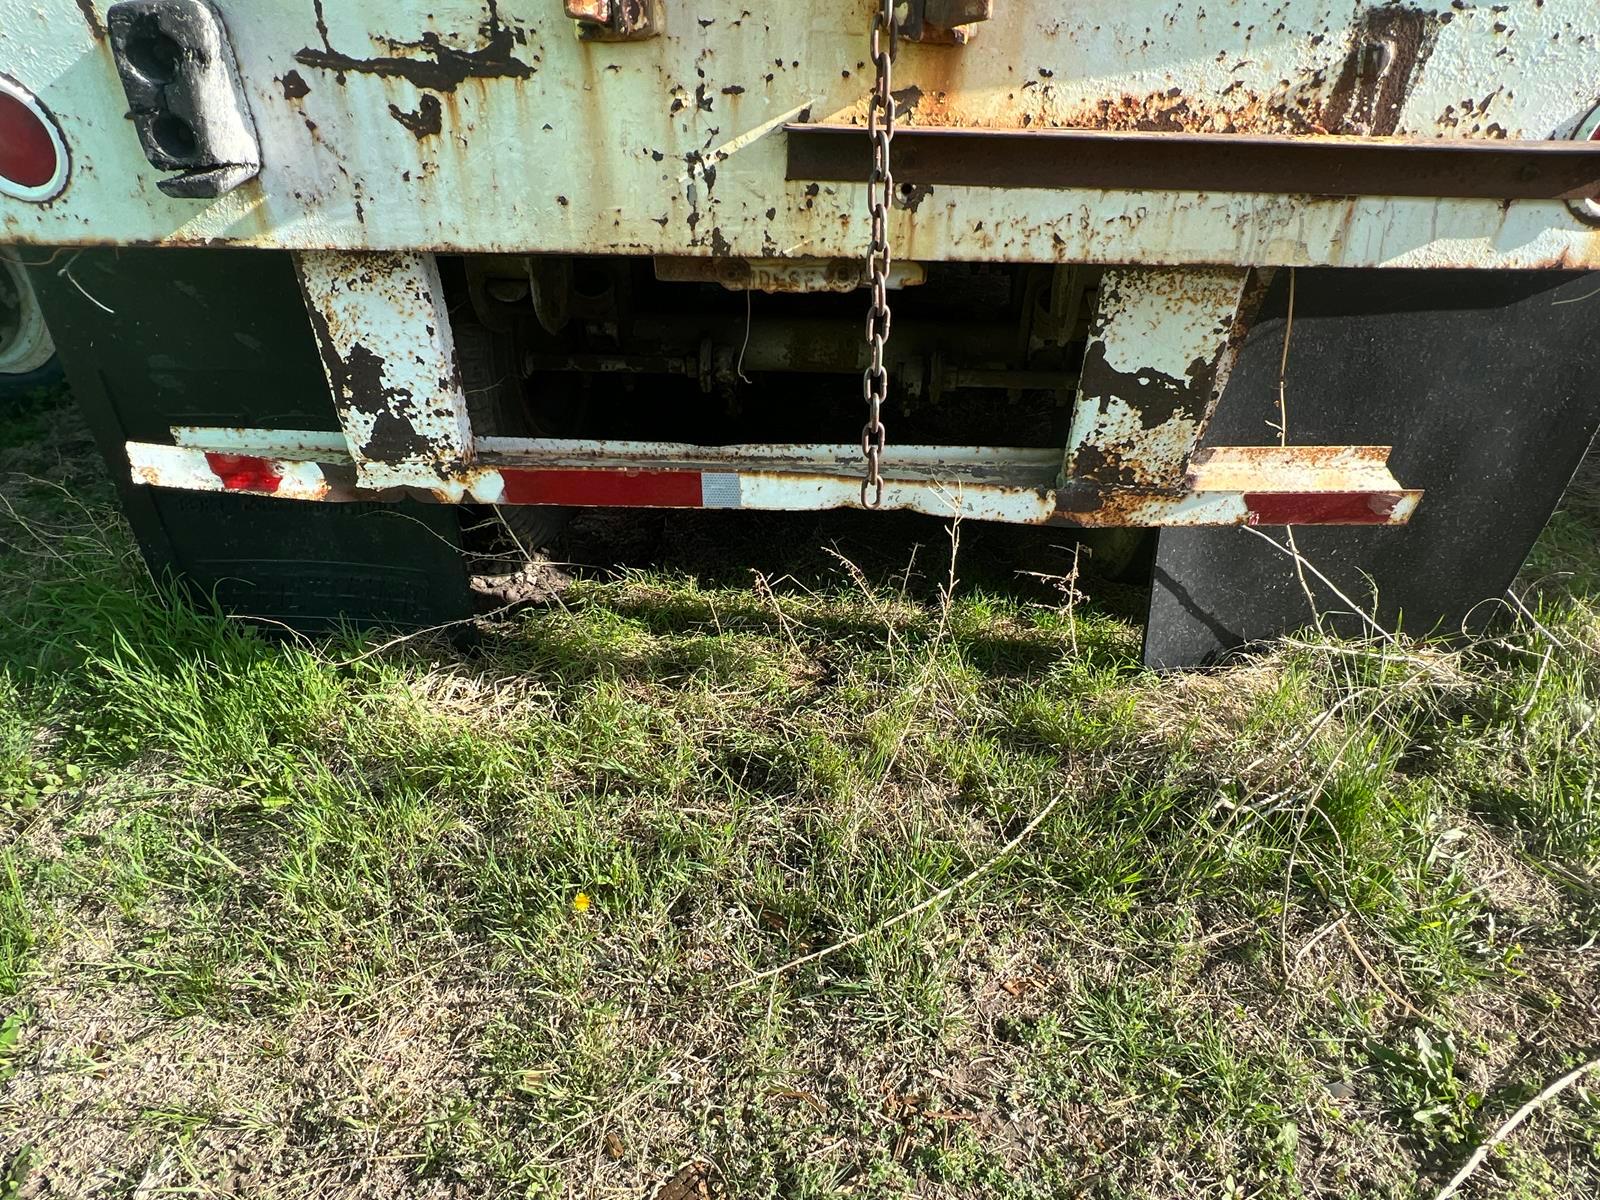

{"left": 1, "top": 1, "right": 1599, "bottom": 269}
{"left": 1065, "top": 266, "right": 1253, "bottom": 488}
{"left": 292, "top": 249, "right": 474, "bottom": 488}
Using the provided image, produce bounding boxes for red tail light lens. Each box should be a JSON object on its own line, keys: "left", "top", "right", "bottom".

{"left": 0, "top": 75, "right": 68, "bottom": 202}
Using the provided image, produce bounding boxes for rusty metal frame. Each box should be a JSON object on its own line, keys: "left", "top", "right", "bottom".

{"left": 123, "top": 431, "right": 1419, "bottom": 529}
{"left": 292, "top": 250, "right": 474, "bottom": 491}
{"left": 785, "top": 125, "right": 1600, "bottom": 201}
{"left": 1064, "top": 267, "right": 1256, "bottom": 491}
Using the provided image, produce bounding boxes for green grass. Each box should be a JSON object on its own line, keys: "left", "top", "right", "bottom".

{"left": 2, "top": 387, "right": 1599, "bottom": 1198}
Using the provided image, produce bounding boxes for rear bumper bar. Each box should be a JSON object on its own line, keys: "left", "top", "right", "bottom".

{"left": 126, "top": 433, "right": 1419, "bottom": 529}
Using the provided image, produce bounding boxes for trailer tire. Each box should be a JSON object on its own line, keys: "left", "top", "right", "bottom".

{"left": 0, "top": 256, "right": 62, "bottom": 402}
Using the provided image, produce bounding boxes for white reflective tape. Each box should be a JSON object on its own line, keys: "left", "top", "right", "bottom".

{"left": 700, "top": 472, "right": 742, "bottom": 509}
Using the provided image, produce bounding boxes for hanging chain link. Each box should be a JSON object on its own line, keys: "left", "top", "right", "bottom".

{"left": 860, "top": 0, "right": 897, "bottom": 508}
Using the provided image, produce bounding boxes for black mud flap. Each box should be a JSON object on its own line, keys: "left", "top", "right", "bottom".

{"left": 1145, "top": 269, "right": 1600, "bottom": 669}
{"left": 27, "top": 248, "right": 469, "bottom": 632}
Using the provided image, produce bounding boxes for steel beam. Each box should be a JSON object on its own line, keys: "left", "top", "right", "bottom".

{"left": 785, "top": 125, "right": 1600, "bottom": 201}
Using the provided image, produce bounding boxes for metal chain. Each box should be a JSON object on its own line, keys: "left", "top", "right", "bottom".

{"left": 861, "top": 0, "right": 897, "bottom": 507}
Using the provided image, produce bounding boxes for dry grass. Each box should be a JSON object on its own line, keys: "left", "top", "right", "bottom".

{"left": 2, "top": 391, "right": 1599, "bottom": 1198}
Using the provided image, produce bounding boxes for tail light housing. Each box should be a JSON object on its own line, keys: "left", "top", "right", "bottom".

{"left": 0, "top": 75, "right": 68, "bottom": 203}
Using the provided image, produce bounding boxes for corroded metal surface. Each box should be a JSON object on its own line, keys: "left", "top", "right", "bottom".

{"left": 562, "top": 0, "right": 610, "bottom": 25}
{"left": 569, "top": 0, "right": 659, "bottom": 43}
{"left": 124, "top": 432, "right": 1419, "bottom": 528}
{"left": 5, "top": 1, "right": 1600, "bottom": 268}
{"left": 902, "top": 1, "right": 994, "bottom": 47}
{"left": 1064, "top": 267, "right": 1254, "bottom": 490}
{"left": 653, "top": 255, "right": 926, "bottom": 292}
{"left": 293, "top": 249, "right": 474, "bottom": 488}
{"left": 786, "top": 125, "right": 1600, "bottom": 200}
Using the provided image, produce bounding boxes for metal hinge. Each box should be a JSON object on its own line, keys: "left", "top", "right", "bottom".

{"left": 903, "top": 0, "right": 993, "bottom": 45}
{"left": 564, "top": 0, "right": 661, "bottom": 42}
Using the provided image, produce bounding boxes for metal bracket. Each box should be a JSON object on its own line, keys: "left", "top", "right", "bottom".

{"left": 902, "top": 0, "right": 993, "bottom": 45}
{"left": 105, "top": 0, "right": 260, "bottom": 199}
{"left": 1063, "top": 268, "right": 1255, "bottom": 492}
{"left": 565, "top": 0, "right": 661, "bottom": 42}
{"left": 292, "top": 251, "right": 476, "bottom": 492}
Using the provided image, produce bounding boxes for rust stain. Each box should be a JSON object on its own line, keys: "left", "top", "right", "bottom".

{"left": 1062, "top": 444, "right": 1142, "bottom": 491}
{"left": 1318, "top": 6, "right": 1441, "bottom": 136}
{"left": 1064, "top": 90, "right": 1323, "bottom": 136}
{"left": 74, "top": 0, "right": 105, "bottom": 40}
{"left": 1051, "top": 480, "right": 1174, "bottom": 522}
{"left": 897, "top": 5, "right": 1445, "bottom": 138}
{"left": 295, "top": 0, "right": 535, "bottom": 93}
{"left": 389, "top": 94, "right": 444, "bottom": 138}
{"left": 280, "top": 70, "right": 312, "bottom": 101}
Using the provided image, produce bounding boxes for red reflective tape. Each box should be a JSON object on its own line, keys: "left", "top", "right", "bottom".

{"left": 498, "top": 468, "right": 705, "bottom": 507}
{"left": 0, "top": 91, "right": 58, "bottom": 190}
{"left": 1245, "top": 492, "right": 1400, "bottom": 525}
{"left": 205, "top": 452, "right": 283, "bottom": 494}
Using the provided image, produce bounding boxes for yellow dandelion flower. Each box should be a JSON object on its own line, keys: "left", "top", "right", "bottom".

{"left": 572, "top": 891, "right": 591, "bottom": 913}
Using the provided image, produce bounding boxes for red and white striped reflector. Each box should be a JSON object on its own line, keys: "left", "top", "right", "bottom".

{"left": 0, "top": 75, "right": 68, "bottom": 203}
{"left": 204, "top": 453, "right": 285, "bottom": 494}
{"left": 125, "top": 439, "right": 1418, "bottom": 528}
{"left": 496, "top": 468, "right": 742, "bottom": 508}
{"left": 193, "top": 455, "right": 748, "bottom": 510}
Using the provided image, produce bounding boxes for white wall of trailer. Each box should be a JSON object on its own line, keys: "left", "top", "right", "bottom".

{"left": 2, "top": 1, "right": 1600, "bottom": 268}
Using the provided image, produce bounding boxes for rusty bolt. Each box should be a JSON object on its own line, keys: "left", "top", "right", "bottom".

{"left": 569, "top": 0, "right": 658, "bottom": 41}
{"left": 564, "top": 0, "right": 610, "bottom": 25}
